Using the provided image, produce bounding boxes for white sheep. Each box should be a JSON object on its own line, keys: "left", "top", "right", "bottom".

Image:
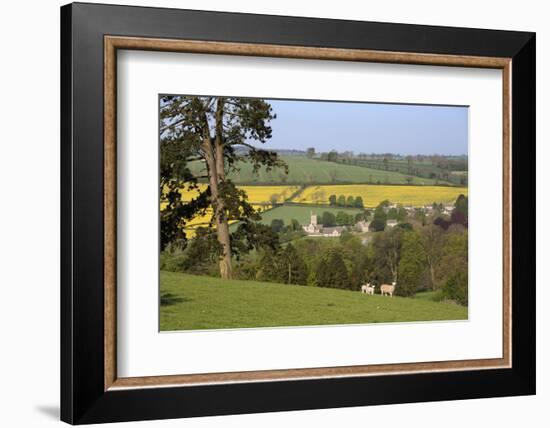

{"left": 380, "top": 282, "right": 396, "bottom": 297}
{"left": 361, "top": 283, "right": 376, "bottom": 295}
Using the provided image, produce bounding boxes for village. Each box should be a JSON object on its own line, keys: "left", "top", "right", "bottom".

{"left": 301, "top": 202, "right": 455, "bottom": 238}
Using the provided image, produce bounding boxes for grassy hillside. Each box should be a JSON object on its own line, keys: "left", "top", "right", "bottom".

{"left": 160, "top": 271, "right": 468, "bottom": 331}
{"left": 344, "top": 158, "right": 468, "bottom": 185}
{"left": 189, "top": 156, "right": 442, "bottom": 185}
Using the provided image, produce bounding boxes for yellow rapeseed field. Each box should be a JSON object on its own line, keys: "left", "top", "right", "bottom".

{"left": 239, "top": 185, "right": 300, "bottom": 203}
{"left": 161, "top": 183, "right": 467, "bottom": 237}
{"left": 164, "top": 184, "right": 299, "bottom": 204}
{"left": 161, "top": 184, "right": 300, "bottom": 236}
{"left": 295, "top": 184, "right": 468, "bottom": 207}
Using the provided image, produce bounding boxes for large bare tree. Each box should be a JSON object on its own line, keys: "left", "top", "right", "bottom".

{"left": 160, "top": 96, "right": 286, "bottom": 279}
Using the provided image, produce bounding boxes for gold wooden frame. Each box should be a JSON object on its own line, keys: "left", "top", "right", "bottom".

{"left": 104, "top": 36, "right": 512, "bottom": 391}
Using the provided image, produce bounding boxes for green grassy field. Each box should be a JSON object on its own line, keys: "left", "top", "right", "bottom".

{"left": 255, "top": 204, "right": 362, "bottom": 226}
{"left": 413, "top": 290, "right": 438, "bottom": 300}
{"left": 345, "top": 158, "right": 468, "bottom": 185}
{"left": 160, "top": 271, "right": 468, "bottom": 331}
{"left": 189, "top": 156, "right": 442, "bottom": 185}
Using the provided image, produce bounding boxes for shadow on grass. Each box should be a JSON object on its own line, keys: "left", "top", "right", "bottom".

{"left": 160, "top": 293, "right": 192, "bottom": 306}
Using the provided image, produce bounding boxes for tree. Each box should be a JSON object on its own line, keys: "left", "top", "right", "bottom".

{"left": 306, "top": 147, "right": 315, "bottom": 158}
{"left": 369, "top": 205, "right": 387, "bottom": 231}
{"left": 372, "top": 227, "right": 403, "bottom": 282}
{"left": 270, "top": 219, "right": 285, "bottom": 233}
{"left": 442, "top": 271, "right": 468, "bottom": 305}
{"left": 160, "top": 95, "right": 287, "bottom": 279}
{"left": 289, "top": 218, "right": 301, "bottom": 231}
{"left": 451, "top": 194, "right": 468, "bottom": 227}
{"left": 451, "top": 210, "right": 468, "bottom": 228}
{"left": 256, "top": 250, "right": 281, "bottom": 282}
{"left": 181, "top": 227, "right": 222, "bottom": 273}
{"left": 455, "top": 194, "right": 468, "bottom": 214}
{"left": 328, "top": 194, "right": 337, "bottom": 206}
{"left": 231, "top": 221, "right": 280, "bottom": 260}
{"left": 438, "top": 231, "right": 468, "bottom": 305}
{"left": 279, "top": 243, "right": 308, "bottom": 285}
{"left": 337, "top": 195, "right": 346, "bottom": 207}
{"left": 414, "top": 208, "right": 427, "bottom": 226}
{"left": 396, "top": 205, "right": 408, "bottom": 222}
{"left": 321, "top": 211, "right": 336, "bottom": 227}
{"left": 346, "top": 195, "right": 355, "bottom": 207}
{"left": 327, "top": 150, "right": 338, "bottom": 162}
{"left": 420, "top": 225, "right": 446, "bottom": 290}
{"left": 434, "top": 216, "right": 452, "bottom": 230}
{"left": 387, "top": 207, "right": 398, "bottom": 219}
{"left": 339, "top": 234, "right": 369, "bottom": 290}
{"left": 354, "top": 196, "right": 364, "bottom": 208}
{"left": 336, "top": 211, "right": 351, "bottom": 226}
{"left": 397, "top": 230, "right": 426, "bottom": 296}
{"left": 316, "top": 249, "right": 349, "bottom": 289}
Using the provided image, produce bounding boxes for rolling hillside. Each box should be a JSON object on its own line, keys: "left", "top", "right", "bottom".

{"left": 160, "top": 271, "right": 468, "bottom": 331}
{"left": 188, "top": 156, "right": 443, "bottom": 185}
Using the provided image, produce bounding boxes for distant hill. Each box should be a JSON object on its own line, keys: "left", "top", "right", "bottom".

{"left": 272, "top": 149, "right": 307, "bottom": 157}
{"left": 188, "top": 156, "right": 445, "bottom": 185}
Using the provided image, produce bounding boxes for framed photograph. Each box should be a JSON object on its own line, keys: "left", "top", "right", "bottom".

{"left": 61, "top": 2, "right": 535, "bottom": 424}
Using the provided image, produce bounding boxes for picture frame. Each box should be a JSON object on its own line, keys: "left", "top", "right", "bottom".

{"left": 61, "top": 2, "right": 535, "bottom": 424}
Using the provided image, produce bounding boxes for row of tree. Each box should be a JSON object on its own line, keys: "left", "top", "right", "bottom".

{"left": 269, "top": 210, "right": 363, "bottom": 232}
{"left": 328, "top": 194, "right": 364, "bottom": 208}
{"left": 369, "top": 224, "right": 468, "bottom": 304}
{"left": 163, "top": 218, "right": 468, "bottom": 306}
{"left": 318, "top": 211, "right": 357, "bottom": 227}
{"left": 314, "top": 150, "right": 467, "bottom": 185}
{"left": 315, "top": 150, "right": 468, "bottom": 171}
{"left": 226, "top": 219, "right": 467, "bottom": 305}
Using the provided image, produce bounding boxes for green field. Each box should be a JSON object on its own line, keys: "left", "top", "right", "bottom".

{"left": 255, "top": 204, "right": 362, "bottom": 226}
{"left": 160, "top": 271, "right": 468, "bottom": 331}
{"left": 189, "top": 156, "right": 442, "bottom": 185}
{"left": 344, "top": 158, "right": 468, "bottom": 185}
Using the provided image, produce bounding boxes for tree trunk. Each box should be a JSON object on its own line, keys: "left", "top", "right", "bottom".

{"left": 207, "top": 167, "right": 233, "bottom": 280}
{"left": 201, "top": 102, "right": 233, "bottom": 280}
{"left": 213, "top": 98, "right": 232, "bottom": 280}
{"left": 430, "top": 264, "right": 436, "bottom": 291}
{"left": 216, "top": 219, "right": 232, "bottom": 279}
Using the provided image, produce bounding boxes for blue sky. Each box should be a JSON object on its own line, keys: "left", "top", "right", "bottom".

{"left": 255, "top": 99, "right": 468, "bottom": 156}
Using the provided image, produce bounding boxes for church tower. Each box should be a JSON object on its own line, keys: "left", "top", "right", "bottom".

{"left": 310, "top": 212, "right": 317, "bottom": 226}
